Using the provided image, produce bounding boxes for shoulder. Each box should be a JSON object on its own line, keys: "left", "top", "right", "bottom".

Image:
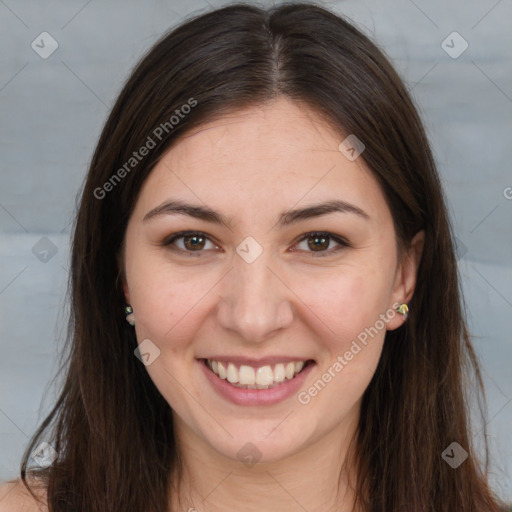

{"left": 0, "top": 478, "right": 48, "bottom": 512}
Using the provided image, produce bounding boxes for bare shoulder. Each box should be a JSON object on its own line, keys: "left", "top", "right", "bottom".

{"left": 0, "top": 478, "right": 48, "bottom": 512}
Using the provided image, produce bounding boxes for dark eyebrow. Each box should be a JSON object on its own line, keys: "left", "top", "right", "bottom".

{"left": 279, "top": 199, "right": 370, "bottom": 225}
{"left": 142, "top": 199, "right": 370, "bottom": 227}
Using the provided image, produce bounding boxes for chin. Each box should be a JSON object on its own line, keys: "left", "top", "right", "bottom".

{"left": 200, "top": 420, "right": 314, "bottom": 465}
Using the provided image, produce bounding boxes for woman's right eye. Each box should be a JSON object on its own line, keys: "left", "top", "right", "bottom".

{"left": 162, "top": 231, "right": 219, "bottom": 256}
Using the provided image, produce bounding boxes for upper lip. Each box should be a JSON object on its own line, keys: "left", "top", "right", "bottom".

{"left": 200, "top": 356, "right": 313, "bottom": 366}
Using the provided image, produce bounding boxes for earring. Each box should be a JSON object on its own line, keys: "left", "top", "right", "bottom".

{"left": 125, "top": 305, "right": 135, "bottom": 326}
{"left": 396, "top": 303, "right": 409, "bottom": 319}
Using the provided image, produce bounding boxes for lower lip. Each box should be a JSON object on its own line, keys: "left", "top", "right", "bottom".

{"left": 199, "top": 359, "right": 315, "bottom": 406}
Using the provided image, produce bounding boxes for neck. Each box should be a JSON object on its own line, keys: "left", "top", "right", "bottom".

{"left": 169, "top": 413, "right": 363, "bottom": 512}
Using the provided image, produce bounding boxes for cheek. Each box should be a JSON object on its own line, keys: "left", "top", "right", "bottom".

{"left": 125, "top": 251, "right": 199, "bottom": 347}
{"left": 297, "top": 270, "right": 389, "bottom": 413}
{"left": 307, "top": 265, "right": 392, "bottom": 345}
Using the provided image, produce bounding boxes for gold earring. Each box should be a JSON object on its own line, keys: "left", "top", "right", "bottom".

{"left": 396, "top": 303, "right": 409, "bottom": 319}
{"left": 125, "top": 305, "right": 135, "bottom": 326}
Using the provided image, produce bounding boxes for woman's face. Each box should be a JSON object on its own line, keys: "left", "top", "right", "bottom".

{"left": 122, "top": 97, "right": 422, "bottom": 465}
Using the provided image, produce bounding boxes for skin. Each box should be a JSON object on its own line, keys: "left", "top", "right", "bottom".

{"left": 121, "top": 96, "right": 424, "bottom": 512}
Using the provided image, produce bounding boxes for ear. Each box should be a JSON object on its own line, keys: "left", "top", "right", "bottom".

{"left": 121, "top": 275, "right": 130, "bottom": 304}
{"left": 386, "top": 230, "right": 425, "bottom": 330}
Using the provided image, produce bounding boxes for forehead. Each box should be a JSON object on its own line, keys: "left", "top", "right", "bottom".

{"left": 133, "top": 97, "right": 391, "bottom": 227}
{"left": 171, "top": 97, "right": 348, "bottom": 174}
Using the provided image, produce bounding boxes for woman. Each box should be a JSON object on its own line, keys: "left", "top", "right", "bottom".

{"left": 0, "top": 2, "right": 507, "bottom": 511}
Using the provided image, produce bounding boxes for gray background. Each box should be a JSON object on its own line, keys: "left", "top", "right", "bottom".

{"left": 1, "top": 0, "right": 511, "bottom": 503}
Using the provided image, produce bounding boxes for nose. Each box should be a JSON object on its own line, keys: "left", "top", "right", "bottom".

{"left": 216, "top": 252, "right": 294, "bottom": 343}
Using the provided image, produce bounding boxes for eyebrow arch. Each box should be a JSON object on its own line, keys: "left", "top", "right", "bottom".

{"left": 142, "top": 199, "right": 370, "bottom": 227}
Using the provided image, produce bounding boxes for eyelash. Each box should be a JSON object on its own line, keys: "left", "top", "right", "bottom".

{"left": 161, "top": 231, "right": 350, "bottom": 258}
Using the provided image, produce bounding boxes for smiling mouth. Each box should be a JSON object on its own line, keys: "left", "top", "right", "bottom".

{"left": 203, "top": 358, "right": 313, "bottom": 389}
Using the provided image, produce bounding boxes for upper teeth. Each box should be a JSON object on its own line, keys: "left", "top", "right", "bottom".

{"left": 206, "top": 359, "right": 306, "bottom": 388}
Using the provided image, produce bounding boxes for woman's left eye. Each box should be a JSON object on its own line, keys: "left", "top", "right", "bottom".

{"left": 161, "top": 231, "right": 348, "bottom": 257}
{"left": 294, "top": 231, "right": 349, "bottom": 256}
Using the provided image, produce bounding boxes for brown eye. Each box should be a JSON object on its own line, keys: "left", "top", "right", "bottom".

{"left": 307, "top": 234, "right": 330, "bottom": 251}
{"left": 182, "top": 234, "right": 206, "bottom": 250}
{"left": 295, "top": 232, "right": 349, "bottom": 257}
{"left": 162, "top": 231, "right": 218, "bottom": 256}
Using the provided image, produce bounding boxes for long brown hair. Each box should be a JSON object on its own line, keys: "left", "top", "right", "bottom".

{"left": 18, "top": 2, "right": 506, "bottom": 511}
